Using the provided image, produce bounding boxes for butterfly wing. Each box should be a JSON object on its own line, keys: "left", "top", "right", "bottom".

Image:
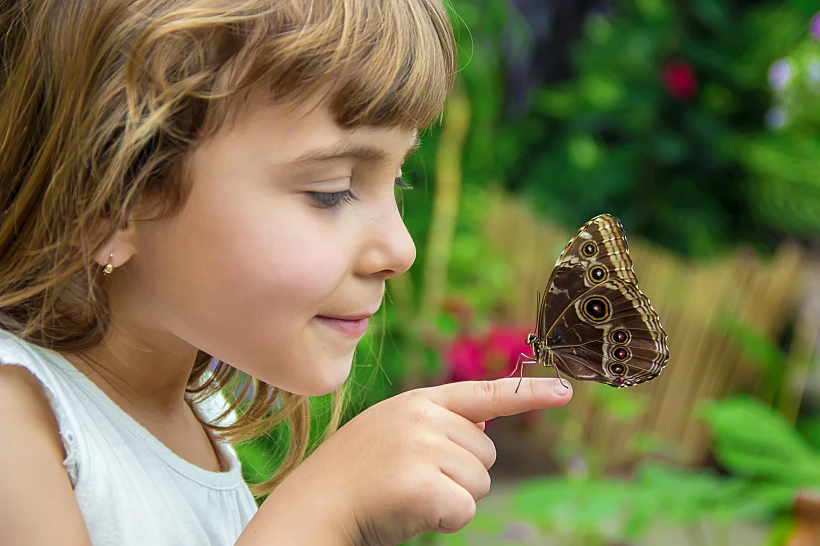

{"left": 537, "top": 214, "right": 640, "bottom": 338}
{"left": 553, "top": 214, "right": 639, "bottom": 284}
{"left": 546, "top": 277, "right": 669, "bottom": 388}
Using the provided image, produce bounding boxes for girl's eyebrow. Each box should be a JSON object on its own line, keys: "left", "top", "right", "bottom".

{"left": 287, "top": 135, "right": 421, "bottom": 167}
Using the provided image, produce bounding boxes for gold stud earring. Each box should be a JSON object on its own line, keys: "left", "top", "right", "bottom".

{"left": 103, "top": 252, "right": 114, "bottom": 275}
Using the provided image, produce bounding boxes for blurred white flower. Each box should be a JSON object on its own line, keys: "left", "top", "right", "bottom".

{"left": 768, "top": 59, "right": 792, "bottom": 91}
{"left": 765, "top": 106, "right": 788, "bottom": 130}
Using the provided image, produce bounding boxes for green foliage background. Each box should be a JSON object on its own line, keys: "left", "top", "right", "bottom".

{"left": 237, "top": 0, "right": 820, "bottom": 543}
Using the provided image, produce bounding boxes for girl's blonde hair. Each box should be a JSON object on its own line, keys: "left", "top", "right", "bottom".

{"left": 0, "top": 0, "right": 455, "bottom": 496}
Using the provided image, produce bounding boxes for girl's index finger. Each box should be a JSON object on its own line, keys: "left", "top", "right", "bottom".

{"left": 423, "top": 378, "right": 573, "bottom": 424}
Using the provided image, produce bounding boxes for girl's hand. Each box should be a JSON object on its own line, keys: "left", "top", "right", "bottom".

{"left": 241, "top": 377, "right": 572, "bottom": 546}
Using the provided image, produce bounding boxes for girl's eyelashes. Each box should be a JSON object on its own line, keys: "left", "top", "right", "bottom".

{"left": 395, "top": 177, "right": 413, "bottom": 190}
{"left": 308, "top": 190, "right": 359, "bottom": 209}
{"left": 308, "top": 177, "right": 411, "bottom": 209}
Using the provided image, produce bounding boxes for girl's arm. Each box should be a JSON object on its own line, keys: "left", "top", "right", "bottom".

{"left": 237, "top": 475, "right": 355, "bottom": 545}
{"left": 0, "top": 366, "right": 93, "bottom": 546}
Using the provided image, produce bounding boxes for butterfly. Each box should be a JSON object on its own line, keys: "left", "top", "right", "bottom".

{"left": 513, "top": 214, "right": 669, "bottom": 391}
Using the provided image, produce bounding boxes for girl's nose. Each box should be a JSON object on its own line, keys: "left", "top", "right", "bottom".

{"left": 355, "top": 199, "right": 416, "bottom": 280}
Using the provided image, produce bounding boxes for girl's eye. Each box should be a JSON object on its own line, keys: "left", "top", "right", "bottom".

{"left": 309, "top": 178, "right": 412, "bottom": 209}
{"left": 308, "top": 190, "right": 359, "bottom": 209}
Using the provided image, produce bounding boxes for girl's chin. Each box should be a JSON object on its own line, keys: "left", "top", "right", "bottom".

{"left": 278, "top": 353, "right": 354, "bottom": 397}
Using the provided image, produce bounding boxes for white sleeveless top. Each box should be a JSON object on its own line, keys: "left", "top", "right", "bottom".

{"left": 0, "top": 329, "right": 258, "bottom": 545}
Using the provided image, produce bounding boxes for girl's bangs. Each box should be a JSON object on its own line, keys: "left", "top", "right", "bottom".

{"left": 232, "top": 0, "right": 456, "bottom": 129}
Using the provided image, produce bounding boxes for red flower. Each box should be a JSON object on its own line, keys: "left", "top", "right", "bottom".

{"left": 662, "top": 60, "right": 697, "bottom": 101}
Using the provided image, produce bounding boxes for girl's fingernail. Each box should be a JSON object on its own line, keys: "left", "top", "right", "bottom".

{"left": 553, "top": 379, "right": 570, "bottom": 396}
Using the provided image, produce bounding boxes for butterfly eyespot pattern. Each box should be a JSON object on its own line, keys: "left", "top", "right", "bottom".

{"left": 582, "top": 296, "right": 611, "bottom": 322}
{"left": 588, "top": 265, "right": 608, "bottom": 283}
{"left": 610, "top": 363, "right": 626, "bottom": 375}
{"left": 612, "top": 347, "right": 631, "bottom": 361}
{"left": 582, "top": 241, "right": 598, "bottom": 257}
{"left": 516, "top": 214, "right": 670, "bottom": 389}
{"left": 611, "top": 329, "right": 630, "bottom": 344}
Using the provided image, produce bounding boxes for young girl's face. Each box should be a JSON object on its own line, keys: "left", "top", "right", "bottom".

{"left": 110, "top": 93, "right": 418, "bottom": 396}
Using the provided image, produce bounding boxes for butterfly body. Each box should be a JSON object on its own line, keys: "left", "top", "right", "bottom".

{"left": 517, "top": 215, "right": 669, "bottom": 389}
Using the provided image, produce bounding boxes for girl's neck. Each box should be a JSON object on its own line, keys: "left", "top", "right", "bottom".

{"left": 62, "top": 327, "right": 227, "bottom": 473}
{"left": 63, "top": 325, "right": 199, "bottom": 419}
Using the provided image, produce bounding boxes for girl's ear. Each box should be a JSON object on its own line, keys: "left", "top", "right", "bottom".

{"left": 92, "top": 220, "right": 139, "bottom": 270}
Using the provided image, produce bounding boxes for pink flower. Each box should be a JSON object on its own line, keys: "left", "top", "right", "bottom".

{"left": 484, "top": 326, "right": 532, "bottom": 378}
{"left": 444, "top": 335, "right": 485, "bottom": 382}
{"left": 443, "top": 325, "right": 533, "bottom": 383}
{"left": 662, "top": 60, "right": 698, "bottom": 101}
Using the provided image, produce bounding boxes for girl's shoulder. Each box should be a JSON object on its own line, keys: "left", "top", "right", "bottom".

{"left": 0, "top": 354, "right": 92, "bottom": 545}
{"left": 0, "top": 329, "right": 257, "bottom": 545}
{"left": 0, "top": 329, "right": 84, "bottom": 485}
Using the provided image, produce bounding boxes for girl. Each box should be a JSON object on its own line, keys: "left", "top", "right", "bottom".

{"left": 0, "top": 1, "right": 573, "bottom": 545}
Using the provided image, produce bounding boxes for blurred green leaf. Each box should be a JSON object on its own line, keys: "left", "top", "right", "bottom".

{"left": 797, "top": 417, "right": 820, "bottom": 451}
{"left": 463, "top": 511, "right": 505, "bottom": 534}
{"left": 438, "top": 533, "right": 469, "bottom": 546}
{"left": 651, "top": 132, "right": 690, "bottom": 164}
{"left": 567, "top": 134, "right": 602, "bottom": 170}
{"left": 635, "top": 0, "right": 670, "bottom": 22}
{"left": 716, "top": 316, "right": 788, "bottom": 382}
{"left": 580, "top": 74, "right": 625, "bottom": 110}
{"left": 692, "top": 0, "right": 729, "bottom": 27}
{"left": 699, "top": 396, "right": 820, "bottom": 486}
{"left": 510, "top": 477, "right": 630, "bottom": 534}
{"left": 588, "top": 383, "right": 648, "bottom": 422}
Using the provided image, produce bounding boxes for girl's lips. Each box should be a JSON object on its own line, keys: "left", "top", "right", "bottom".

{"left": 315, "top": 316, "right": 370, "bottom": 336}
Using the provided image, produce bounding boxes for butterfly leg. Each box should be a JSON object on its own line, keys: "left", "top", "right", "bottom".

{"left": 514, "top": 354, "right": 538, "bottom": 394}
{"left": 548, "top": 351, "right": 571, "bottom": 391}
{"left": 509, "top": 352, "right": 537, "bottom": 378}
